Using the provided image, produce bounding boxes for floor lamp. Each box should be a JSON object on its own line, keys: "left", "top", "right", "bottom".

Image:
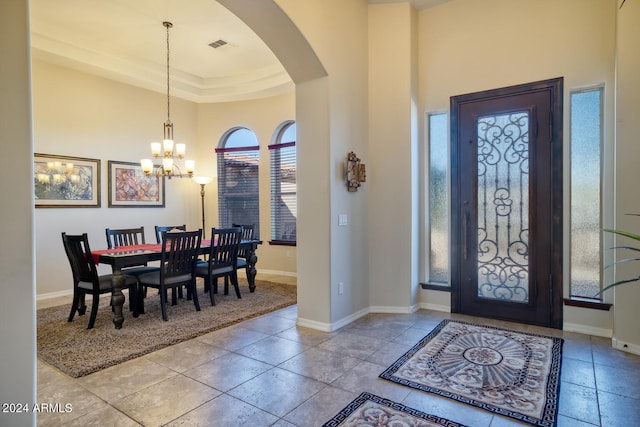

{"left": 193, "top": 176, "right": 213, "bottom": 239}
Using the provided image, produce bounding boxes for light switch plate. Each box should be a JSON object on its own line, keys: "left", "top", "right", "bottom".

{"left": 338, "top": 214, "right": 348, "bottom": 226}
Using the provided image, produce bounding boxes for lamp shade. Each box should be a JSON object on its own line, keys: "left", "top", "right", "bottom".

{"left": 193, "top": 176, "right": 213, "bottom": 185}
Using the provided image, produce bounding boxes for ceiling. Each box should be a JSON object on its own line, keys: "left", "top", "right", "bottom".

{"left": 30, "top": 0, "right": 451, "bottom": 104}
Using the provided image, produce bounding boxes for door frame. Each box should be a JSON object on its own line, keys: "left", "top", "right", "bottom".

{"left": 450, "top": 78, "right": 564, "bottom": 329}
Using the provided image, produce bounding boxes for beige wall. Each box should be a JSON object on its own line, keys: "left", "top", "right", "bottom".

{"left": 1, "top": 1, "right": 36, "bottom": 425}
{"left": 369, "top": 3, "right": 420, "bottom": 311}
{"left": 33, "top": 60, "right": 297, "bottom": 297}
{"left": 613, "top": 0, "right": 640, "bottom": 352}
{"left": 279, "top": 0, "right": 371, "bottom": 327}
{"left": 416, "top": 0, "right": 617, "bottom": 337}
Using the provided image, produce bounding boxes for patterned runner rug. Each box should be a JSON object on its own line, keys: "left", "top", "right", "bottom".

{"left": 380, "top": 320, "right": 563, "bottom": 427}
{"left": 322, "top": 392, "right": 467, "bottom": 427}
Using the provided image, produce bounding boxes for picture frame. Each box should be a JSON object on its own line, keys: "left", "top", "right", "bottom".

{"left": 108, "top": 160, "right": 165, "bottom": 208}
{"left": 34, "top": 153, "right": 101, "bottom": 208}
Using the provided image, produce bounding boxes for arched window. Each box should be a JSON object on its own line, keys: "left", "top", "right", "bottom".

{"left": 269, "top": 121, "right": 296, "bottom": 244}
{"left": 216, "top": 127, "right": 260, "bottom": 238}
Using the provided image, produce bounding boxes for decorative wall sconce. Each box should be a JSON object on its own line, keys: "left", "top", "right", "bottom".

{"left": 345, "top": 151, "right": 366, "bottom": 192}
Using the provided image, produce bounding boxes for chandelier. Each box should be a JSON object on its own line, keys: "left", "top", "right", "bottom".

{"left": 141, "top": 21, "right": 194, "bottom": 179}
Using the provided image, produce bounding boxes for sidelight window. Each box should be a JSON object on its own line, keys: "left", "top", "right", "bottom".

{"left": 427, "top": 112, "right": 449, "bottom": 285}
{"left": 570, "top": 87, "right": 603, "bottom": 299}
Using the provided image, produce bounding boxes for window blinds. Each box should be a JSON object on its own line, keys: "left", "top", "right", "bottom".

{"left": 269, "top": 141, "right": 296, "bottom": 243}
{"left": 216, "top": 145, "right": 260, "bottom": 239}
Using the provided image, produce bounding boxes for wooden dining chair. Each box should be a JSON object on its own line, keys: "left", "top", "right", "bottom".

{"left": 105, "top": 226, "right": 146, "bottom": 248}
{"left": 196, "top": 227, "right": 242, "bottom": 306}
{"left": 232, "top": 222, "right": 255, "bottom": 273}
{"left": 104, "top": 226, "right": 159, "bottom": 277}
{"left": 137, "top": 230, "right": 202, "bottom": 321}
{"left": 154, "top": 224, "right": 186, "bottom": 244}
{"left": 62, "top": 232, "right": 139, "bottom": 329}
{"left": 233, "top": 224, "right": 256, "bottom": 268}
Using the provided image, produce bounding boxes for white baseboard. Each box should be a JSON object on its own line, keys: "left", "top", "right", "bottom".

{"left": 612, "top": 337, "right": 640, "bottom": 356}
{"left": 297, "top": 307, "right": 370, "bottom": 332}
{"left": 36, "top": 289, "right": 73, "bottom": 301}
{"left": 563, "top": 322, "right": 612, "bottom": 338}
{"left": 419, "top": 302, "right": 451, "bottom": 313}
{"left": 259, "top": 269, "right": 297, "bottom": 278}
{"left": 369, "top": 305, "right": 418, "bottom": 314}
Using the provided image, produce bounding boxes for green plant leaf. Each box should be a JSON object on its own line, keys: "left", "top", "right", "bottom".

{"left": 604, "top": 257, "right": 640, "bottom": 270}
{"left": 594, "top": 276, "right": 640, "bottom": 297}
{"left": 608, "top": 246, "right": 640, "bottom": 252}
{"left": 604, "top": 228, "right": 640, "bottom": 241}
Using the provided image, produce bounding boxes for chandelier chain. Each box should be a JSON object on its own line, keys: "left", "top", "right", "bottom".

{"left": 141, "top": 21, "right": 193, "bottom": 179}
{"left": 164, "top": 21, "right": 172, "bottom": 124}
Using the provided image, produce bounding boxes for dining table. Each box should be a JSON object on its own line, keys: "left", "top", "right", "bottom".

{"left": 92, "top": 238, "right": 259, "bottom": 329}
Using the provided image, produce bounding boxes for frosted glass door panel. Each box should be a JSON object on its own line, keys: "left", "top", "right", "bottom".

{"left": 476, "top": 112, "right": 529, "bottom": 303}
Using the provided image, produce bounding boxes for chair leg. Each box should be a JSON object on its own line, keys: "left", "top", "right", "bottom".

{"left": 209, "top": 277, "right": 216, "bottom": 306}
{"left": 127, "top": 286, "right": 135, "bottom": 312}
{"left": 68, "top": 288, "right": 81, "bottom": 322}
{"left": 87, "top": 294, "right": 100, "bottom": 329}
{"left": 138, "top": 284, "right": 146, "bottom": 314}
{"left": 191, "top": 280, "right": 201, "bottom": 312}
{"left": 159, "top": 287, "right": 169, "bottom": 321}
{"left": 231, "top": 272, "right": 241, "bottom": 299}
{"left": 129, "top": 285, "right": 140, "bottom": 317}
{"left": 171, "top": 288, "right": 178, "bottom": 306}
{"left": 77, "top": 291, "right": 87, "bottom": 316}
{"left": 224, "top": 276, "right": 229, "bottom": 295}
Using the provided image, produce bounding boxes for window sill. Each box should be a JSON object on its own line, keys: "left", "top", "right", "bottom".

{"left": 563, "top": 297, "right": 612, "bottom": 311}
{"left": 420, "top": 283, "right": 451, "bottom": 292}
{"left": 269, "top": 240, "right": 296, "bottom": 247}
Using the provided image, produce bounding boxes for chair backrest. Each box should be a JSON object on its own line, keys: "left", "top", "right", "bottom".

{"left": 232, "top": 223, "right": 255, "bottom": 258}
{"left": 209, "top": 227, "right": 242, "bottom": 267}
{"left": 105, "top": 226, "right": 146, "bottom": 249}
{"left": 61, "top": 232, "right": 99, "bottom": 289}
{"left": 155, "top": 224, "right": 187, "bottom": 244}
{"left": 160, "top": 229, "right": 202, "bottom": 280}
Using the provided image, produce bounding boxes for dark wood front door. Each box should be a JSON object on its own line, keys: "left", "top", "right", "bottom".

{"left": 450, "top": 78, "right": 563, "bottom": 329}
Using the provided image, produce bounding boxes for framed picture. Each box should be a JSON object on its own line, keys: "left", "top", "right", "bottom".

{"left": 34, "top": 153, "right": 101, "bottom": 208}
{"left": 108, "top": 160, "right": 165, "bottom": 208}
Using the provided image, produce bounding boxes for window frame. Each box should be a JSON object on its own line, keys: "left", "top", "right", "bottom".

{"left": 422, "top": 111, "right": 450, "bottom": 290}
{"left": 564, "top": 84, "right": 611, "bottom": 310}
{"left": 269, "top": 121, "right": 297, "bottom": 246}
{"left": 216, "top": 127, "right": 261, "bottom": 239}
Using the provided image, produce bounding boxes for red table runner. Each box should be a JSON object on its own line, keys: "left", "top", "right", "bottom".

{"left": 92, "top": 240, "right": 211, "bottom": 264}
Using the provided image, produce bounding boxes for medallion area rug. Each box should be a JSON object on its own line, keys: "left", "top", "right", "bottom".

{"left": 379, "top": 319, "right": 563, "bottom": 427}
{"left": 322, "top": 392, "right": 467, "bottom": 427}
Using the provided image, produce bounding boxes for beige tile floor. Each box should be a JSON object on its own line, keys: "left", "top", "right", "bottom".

{"left": 36, "top": 275, "right": 640, "bottom": 426}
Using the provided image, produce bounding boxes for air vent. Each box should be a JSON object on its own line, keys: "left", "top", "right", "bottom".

{"left": 208, "top": 40, "right": 228, "bottom": 49}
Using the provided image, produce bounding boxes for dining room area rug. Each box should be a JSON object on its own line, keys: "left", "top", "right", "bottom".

{"left": 37, "top": 279, "right": 296, "bottom": 378}
{"left": 322, "top": 392, "right": 467, "bottom": 427}
{"left": 379, "top": 319, "right": 563, "bottom": 427}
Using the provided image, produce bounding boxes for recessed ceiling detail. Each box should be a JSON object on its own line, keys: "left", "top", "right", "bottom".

{"left": 29, "top": 0, "right": 293, "bottom": 103}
